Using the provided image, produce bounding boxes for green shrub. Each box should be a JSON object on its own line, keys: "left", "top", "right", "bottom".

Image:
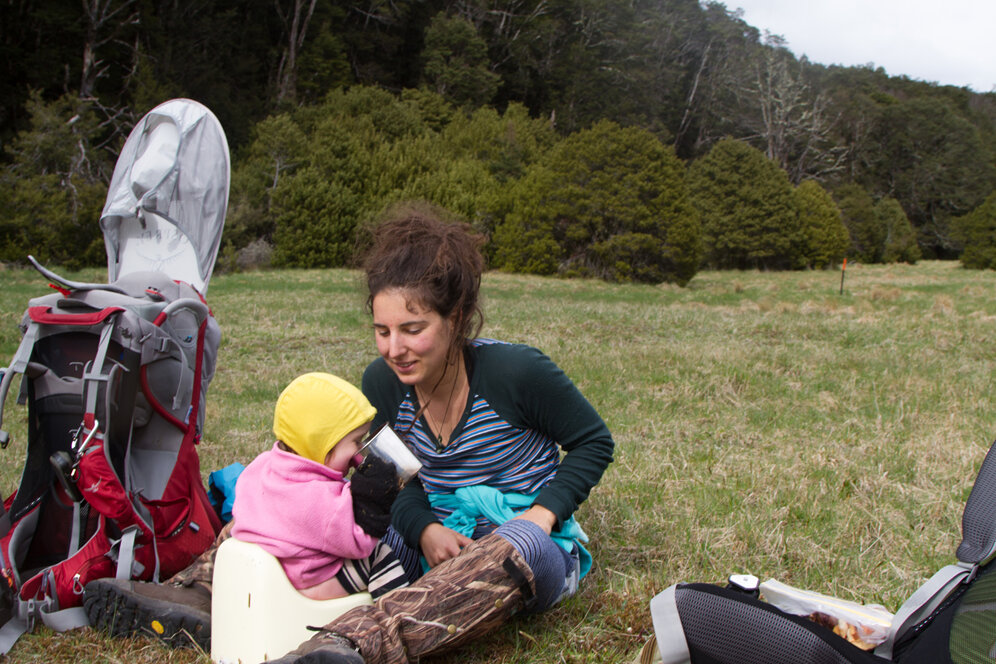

{"left": 794, "top": 180, "right": 849, "bottom": 268}
{"left": 877, "top": 197, "right": 920, "bottom": 264}
{"left": 270, "top": 167, "right": 361, "bottom": 267}
{"left": 834, "top": 184, "right": 919, "bottom": 264}
{"left": 687, "top": 138, "right": 800, "bottom": 270}
{"left": 493, "top": 120, "right": 701, "bottom": 285}
{"left": 223, "top": 87, "right": 557, "bottom": 269}
{"left": 954, "top": 191, "right": 996, "bottom": 269}
{"left": 834, "top": 183, "right": 882, "bottom": 263}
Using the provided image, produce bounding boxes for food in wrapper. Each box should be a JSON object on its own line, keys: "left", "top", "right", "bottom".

{"left": 807, "top": 610, "right": 878, "bottom": 650}
{"left": 759, "top": 579, "right": 894, "bottom": 650}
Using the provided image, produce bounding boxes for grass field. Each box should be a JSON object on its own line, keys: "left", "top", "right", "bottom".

{"left": 1, "top": 260, "right": 994, "bottom": 663}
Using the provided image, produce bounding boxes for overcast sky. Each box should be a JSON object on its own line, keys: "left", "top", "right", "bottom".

{"left": 730, "top": 1, "right": 996, "bottom": 93}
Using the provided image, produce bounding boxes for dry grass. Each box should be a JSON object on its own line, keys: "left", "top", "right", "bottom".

{"left": 2, "top": 260, "right": 995, "bottom": 662}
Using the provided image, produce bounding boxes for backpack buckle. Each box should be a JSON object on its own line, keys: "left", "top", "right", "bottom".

{"left": 50, "top": 420, "right": 101, "bottom": 503}
{"left": 70, "top": 419, "right": 100, "bottom": 454}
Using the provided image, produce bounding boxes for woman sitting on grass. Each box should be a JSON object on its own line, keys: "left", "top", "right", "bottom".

{"left": 85, "top": 204, "right": 615, "bottom": 664}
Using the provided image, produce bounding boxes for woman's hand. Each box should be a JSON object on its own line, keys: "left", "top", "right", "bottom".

{"left": 419, "top": 523, "right": 473, "bottom": 567}
{"left": 513, "top": 505, "right": 557, "bottom": 535}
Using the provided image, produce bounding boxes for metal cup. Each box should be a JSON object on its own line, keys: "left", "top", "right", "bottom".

{"left": 357, "top": 424, "right": 422, "bottom": 485}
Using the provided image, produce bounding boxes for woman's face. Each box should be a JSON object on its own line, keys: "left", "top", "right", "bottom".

{"left": 372, "top": 288, "right": 454, "bottom": 388}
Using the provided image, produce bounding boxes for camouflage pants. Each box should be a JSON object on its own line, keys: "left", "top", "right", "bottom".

{"left": 169, "top": 520, "right": 233, "bottom": 589}
{"left": 317, "top": 533, "right": 535, "bottom": 664}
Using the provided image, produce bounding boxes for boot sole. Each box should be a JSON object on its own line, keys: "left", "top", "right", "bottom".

{"left": 83, "top": 579, "right": 211, "bottom": 651}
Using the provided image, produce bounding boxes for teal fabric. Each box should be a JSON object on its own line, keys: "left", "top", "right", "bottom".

{"left": 208, "top": 462, "right": 245, "bottom": 523}
{"left": 426, "top": 486, "right": 592, "bottom": 578}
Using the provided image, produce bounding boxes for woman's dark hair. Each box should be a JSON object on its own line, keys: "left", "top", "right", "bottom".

{"left": 363, "top": 202, "right": 485, "bottom": 348}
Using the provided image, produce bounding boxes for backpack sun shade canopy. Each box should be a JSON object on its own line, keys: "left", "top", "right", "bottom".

{"left": 100, "top": 98, "right": 230, "bottom": 294}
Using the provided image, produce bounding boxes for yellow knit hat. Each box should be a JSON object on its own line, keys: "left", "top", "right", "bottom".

{"left": 272, "top": 372, "right": 377, "bottom": 465}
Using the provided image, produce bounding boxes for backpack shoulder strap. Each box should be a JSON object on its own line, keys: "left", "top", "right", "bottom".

{"left": 648, "top": 584, "right": 691, "bottom": 664}
{"left": 0, "top": 615, "right": 28, "bottom": 655}
{"left": 0, "top": 317, "right": 44, "bottom": 539}
{"left": 875, "top": 562, "right": 973, "bottom": 659}
{"left": 0, "top": 319, "right": 41, "bottom": 446}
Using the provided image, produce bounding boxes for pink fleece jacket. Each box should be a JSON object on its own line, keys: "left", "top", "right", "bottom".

{"left": 231, "top": 443, "right": 378, "bottom": 590}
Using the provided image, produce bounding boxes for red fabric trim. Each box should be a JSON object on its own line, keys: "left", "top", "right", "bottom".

{"left": 172, "top": 280, "right": 207, "bottom": 303}
{"left": 28, "top": 306, "right": 124, "bottom": 326}
{"left": 47, "top": 283, "right": 72, "bottom": 297}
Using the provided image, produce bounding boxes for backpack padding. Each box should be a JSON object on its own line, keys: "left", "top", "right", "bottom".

{"left": 657, "top": 583, "right": 886, "bottom": 664}
{"left": 955, "top": 439, "right": 996, "bottom": 565}
{"left": 9, "top": 388, "right": 80, "bottom": 524}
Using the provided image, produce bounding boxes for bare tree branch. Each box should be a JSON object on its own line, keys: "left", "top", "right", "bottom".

{"left": 80, "top": 0, "right": 139, "bottom": 98}
{"left": 275, "top": 0, "right": 318, "bottom": 105}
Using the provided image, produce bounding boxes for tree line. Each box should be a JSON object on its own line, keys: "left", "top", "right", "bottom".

{"left": 1, "top": 0, "right": 994, "bottom": 282}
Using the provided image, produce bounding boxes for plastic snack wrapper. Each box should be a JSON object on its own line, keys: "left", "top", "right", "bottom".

{"left": 759, "top": 579, "right": 894, "bottom": 650}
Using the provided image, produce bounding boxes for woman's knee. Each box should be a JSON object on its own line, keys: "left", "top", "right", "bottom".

{"left": 493, "top": 519, "right": 569, "bottom": 612}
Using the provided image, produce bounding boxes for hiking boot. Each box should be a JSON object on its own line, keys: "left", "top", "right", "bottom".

{"left": 83, "top": 577, "right": 212, "bottom": 650}
{"left": 266, "top": 631, "right": 364, "bottom": 664}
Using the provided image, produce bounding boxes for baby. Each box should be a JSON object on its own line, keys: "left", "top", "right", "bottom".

{"left": 231, "top": 372, "right": 406, "bottom": 599}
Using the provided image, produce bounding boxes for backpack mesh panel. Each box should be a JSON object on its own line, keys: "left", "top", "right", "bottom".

{"left": 675, "top": 585, "right": 883, "bottom": 664}
{"left": 9, "top": 332, "right": 95, "bottom": 521}
{"left": 950, "top": 563, "right": 996, "bottom": 664}
{"left": 20, "top": 492, "right": 74, "bottom": 575}
{"left": 12, "top": 391, "right": 79, "bottom": 522}
{"left": 957, "top": 441, "right": 996, "bottom": 564}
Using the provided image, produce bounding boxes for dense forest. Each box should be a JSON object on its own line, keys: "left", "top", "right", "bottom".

{"left": 2, "top": 0, "right": 995, "bottom": 283}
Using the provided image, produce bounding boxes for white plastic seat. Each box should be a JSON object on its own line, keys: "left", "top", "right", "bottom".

{"left": 211, "top": 537, "right": 373, "bottom": 663}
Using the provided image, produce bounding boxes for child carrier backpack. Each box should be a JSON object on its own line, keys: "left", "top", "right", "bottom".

{"left": 0, "top": 98, "right": 229, "bottom": 651}
{"left": 644, "top": 437, "right": 996, "bottom": 664}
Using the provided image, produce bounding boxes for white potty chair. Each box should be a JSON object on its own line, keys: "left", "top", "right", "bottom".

{"left": 211, "top": 537, "right": 373, "bottom": 663}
